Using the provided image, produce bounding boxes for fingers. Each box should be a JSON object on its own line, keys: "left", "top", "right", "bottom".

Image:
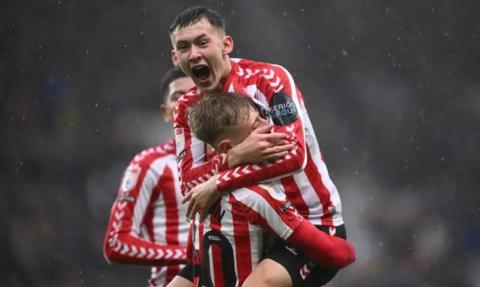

{"left": 182, "top": 191, "right": 192, "bottom": 204}
{"left": 263, "top": 151, "right": 289, "bottom": 161}
{"left": 187, "top": 200, "right": 202, "bottom": 220}
{"left": 253, "top": 124, "right": 273, "bottom": 134}
{"left": 262, "top": 144, "right": 294, "bottom": 155}
{"left": 186, "top": 198, "right": 195, "bottom": 219}
{"left": 199, "top": 208, "right": 209, "bottom": 222}
{"left": 260, "top": 132, "right": 287, "bottom": 140}
{"left": 269, "top": 139, "right": 291, "bottom": 145}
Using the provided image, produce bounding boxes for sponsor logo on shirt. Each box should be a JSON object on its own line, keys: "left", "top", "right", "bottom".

{"left": 177, "top": 150, "right": 187, "bottom": 161}
{"left": 120, "top": 165, "right": 140, "bottom": 192}
{"left": 269, "top": 93, "right": 298, "bottom": 126}
{"left": 260, "top": 184, "right": 286, "bottom": 201}
{"left": 279, "top": 201, "right": 293, "bottom": 213}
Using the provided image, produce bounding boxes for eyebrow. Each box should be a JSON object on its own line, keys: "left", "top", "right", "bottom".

{"left": 176, "top": 33, "right": 209, "bottom": 45}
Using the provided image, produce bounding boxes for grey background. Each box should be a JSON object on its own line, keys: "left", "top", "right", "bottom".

{"left": 1, "top": 0, "right": 479, "bottom": 286}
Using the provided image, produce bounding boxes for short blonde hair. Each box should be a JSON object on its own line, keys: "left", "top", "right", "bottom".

{"left": 188, "top": 92, "right": 255, "bottom": 146}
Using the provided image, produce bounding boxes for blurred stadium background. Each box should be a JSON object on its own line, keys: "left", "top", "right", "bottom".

{"left": 1, "top": 0, "right": 479, "bottom": 286}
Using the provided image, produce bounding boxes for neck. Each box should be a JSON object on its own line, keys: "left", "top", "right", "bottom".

{"left": 217, "top": 56, "right": 232, "bottom": 91}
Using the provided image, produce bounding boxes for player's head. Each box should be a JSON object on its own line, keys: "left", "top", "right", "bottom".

{"left": 188, "top": 92, "right": 268, "bottom": 153}
{"left": 169, "top": 6, "right": 233, "bottom": 93}
{"left": 159, "top": 66, "right": 194, "bottom": 124}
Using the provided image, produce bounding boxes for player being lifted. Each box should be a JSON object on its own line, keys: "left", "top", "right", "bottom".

{"left": 170, "top": 6, "right": 352, "bottom": 287}
{"left": 103, "top": 67, "right": 194, "bottom": 287}
{"left": 167, "top": 92, "right": 354, "bottom": 287}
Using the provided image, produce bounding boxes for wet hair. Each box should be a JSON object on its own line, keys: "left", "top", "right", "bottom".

{"left": 188, "top": 92, "right": 255, "bottom": 146}
{"left": 169, "top": 6, "right": 225, "bottom": 34}
{"left": 159, "top": 66, "right": 187, "bottom": 104}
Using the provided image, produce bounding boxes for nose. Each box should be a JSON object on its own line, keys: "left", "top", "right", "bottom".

{"left": 188, "top": 45, "right": 201, "bottom": 62}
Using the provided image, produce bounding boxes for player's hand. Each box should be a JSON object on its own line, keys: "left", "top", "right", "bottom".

{"left": 227, "top": 125, "right": 294, "bottom": 167}
{"left": 183, "top": 175, "right": 221, "bottom": 221}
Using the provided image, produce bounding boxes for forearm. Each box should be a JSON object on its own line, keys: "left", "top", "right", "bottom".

{"left": 286, "top": 221, "right": 355, "bottom": 269}
{"left": 179, "top": 153, "right": 227, "bottom": 193}
{"left": 217, "top": 149, "right": 304, "bottom": 191}
{"left": 104, "top": 232, "right": 187, "bottom": 266}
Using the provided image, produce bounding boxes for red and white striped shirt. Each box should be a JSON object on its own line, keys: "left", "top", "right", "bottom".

{"left": 191, "top": 184, "right": 303, "bottom": 287}
{"left": 103, "top": 139, "right": 190, "bottom": 287}
{"left": 173, "top": 58, "right": 343, "bottom": 227}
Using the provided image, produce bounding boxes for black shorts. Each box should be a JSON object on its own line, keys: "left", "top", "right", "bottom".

{"left": 177, "top": 261, "right": 195, "bottom": 282}
{"left": 264, "top": 224, "right": 347, "bottom": 287}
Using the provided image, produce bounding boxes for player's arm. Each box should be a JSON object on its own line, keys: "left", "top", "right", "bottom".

{"left": 174, "top": 95, "right": 291, "bottom": 196}
{"left": 173, "top": 97, "right": 230, "bottom": 195}
{"left": 216, "top": 65, "right": 308, "bottom": 192}
{"left": 237, "top": 186, "right": 355, "bottom": 269}
{"left": 103, "top": 162, "right": 187, "bottom": 266}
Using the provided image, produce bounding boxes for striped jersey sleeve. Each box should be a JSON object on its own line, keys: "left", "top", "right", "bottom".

{"left": 216, "top": 62, "right": 308, "bottom": 191}
{"left": 173, "top": 92, "right": 229, "bottom": 195}
{"left": 103, "top": 141, "right": 188, "bottom": 268}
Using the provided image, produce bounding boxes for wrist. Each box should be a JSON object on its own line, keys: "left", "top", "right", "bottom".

{"left": 226, "top": 148, "right": 240, "bottom": 168}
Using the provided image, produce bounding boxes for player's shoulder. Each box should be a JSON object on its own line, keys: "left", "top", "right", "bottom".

{"left": 130, "top": 140, "right": 175, "bottom": 166}
{"left": 178, "top": 86, "right": 201, "bottom": 102}
{"left": 233, "top": 58, "right": 290, "bottom": 82}
{"left": 173, "top": 87, "right": 203, "bottom": 124}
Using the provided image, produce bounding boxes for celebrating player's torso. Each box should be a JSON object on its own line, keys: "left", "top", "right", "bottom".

{"left": 174, "top": 58, "right": 343, "bottom": 227}
{"left": 104, "top": 140, "right": 190, "bottom": 286}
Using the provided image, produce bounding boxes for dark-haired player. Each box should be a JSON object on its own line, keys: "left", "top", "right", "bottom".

{"left": 170, "top": 6, "right": 351, "bottom": 287}
{"left": 103, "top": 67, "right": 194, "bottom": 287}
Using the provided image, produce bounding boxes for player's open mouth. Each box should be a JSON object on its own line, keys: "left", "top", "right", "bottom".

{"left": 192, "top": 65, "right": 211, "bottom": 85}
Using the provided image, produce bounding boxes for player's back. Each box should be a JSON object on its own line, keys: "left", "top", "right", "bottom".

{"left": 104, "top": 140, "right": 189, "bottom": 286}
{"left": 191, "top": 184, "right": 302, "bottom": 287}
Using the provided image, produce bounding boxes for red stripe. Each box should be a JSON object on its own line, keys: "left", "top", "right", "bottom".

{"left": 144, "top": 163, "right": 164, "bottom": 242}
{"left": 209, "top": 204, "right": 224, "bottom": 287}
{"left": 304, "top": 150, "right": 334, "bottom": 226}
{"left": 124, "top": 154, "right": 158, "bottom": 234}
{"left": 161, "top": 166, "right": 180, "bottom": 245}
{"left": 229, "top": 194, "right": 253, "bottom": 285}
{"left": 281, "top": 176, "right": 309, "bottom": 219}
{"left": 159, "top": 165, "right": 182, "bottom": 282}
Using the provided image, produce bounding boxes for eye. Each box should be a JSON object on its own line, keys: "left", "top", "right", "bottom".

{"left": 198, "top": 39, "right": 209, "bottom": 47}
{"left": 176, "top": 43, "right": 189, "bottom": 51}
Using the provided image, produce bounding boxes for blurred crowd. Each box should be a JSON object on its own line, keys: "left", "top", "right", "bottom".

{"left": 2, "top": 0, "right": 479, "bottom": 286}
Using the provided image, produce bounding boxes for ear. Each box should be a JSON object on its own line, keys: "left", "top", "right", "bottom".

{"left": 222, "top": 35, "right": 234, "bottom": 55}
{"left": 171, "top": 50, "right": 178, "bottom": 66}
{"left": 216, "top": 139, "right": 233, "bottom": 153}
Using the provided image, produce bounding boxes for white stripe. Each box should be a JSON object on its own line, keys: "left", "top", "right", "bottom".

{"left": 299, "top": 100, "right": 344, "bottom": 225}
{"left": 292, "top": 172, "right": 323, "bottom": 225}
{"left": 232, "top": 188, "right": 294, "bottom": 240}
{"left": 131, "top": 166, "right": 159, "bottom": 234}
{"left": 190, "top": 136, "right": 207, "bottom": 168}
